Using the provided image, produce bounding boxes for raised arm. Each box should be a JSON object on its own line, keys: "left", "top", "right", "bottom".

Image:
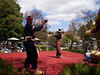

{"left": 32, "top": 20, "right": 48, "bottom": 31}
{"left": 52, "top": 32, "right": 56, "bottom": 36}
{"left": 52, "top": 32, "right": 58, "bottom": 37}
{"left": 62, "top": 31, "right": 68, "bottom": 38}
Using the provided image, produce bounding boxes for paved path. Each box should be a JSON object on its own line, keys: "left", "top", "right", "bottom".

{"left": 0, "top": 51, "right": 86, "bottom": 75}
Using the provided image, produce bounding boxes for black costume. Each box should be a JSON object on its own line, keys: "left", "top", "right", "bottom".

{"left": 23, "top": 24, "right": 43, "bottom": 69}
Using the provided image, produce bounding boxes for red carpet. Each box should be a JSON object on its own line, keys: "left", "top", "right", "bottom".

{"left": 0, "top": 51, "right": 88, "bottom": 75}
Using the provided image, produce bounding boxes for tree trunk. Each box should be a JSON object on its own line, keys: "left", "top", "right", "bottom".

{"left": 69, "top": 40, "right": 73, "bottom": 49}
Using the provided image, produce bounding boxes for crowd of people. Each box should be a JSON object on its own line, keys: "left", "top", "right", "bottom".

{"left": 0, "top": 41, "right": 25, "bottom": 53}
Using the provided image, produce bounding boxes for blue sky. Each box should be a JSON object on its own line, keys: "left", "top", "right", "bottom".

{"left": 47, "top": 21, "right": 69, "bottom": 31}
{"left": 17, "top": 0, "right": 100, "bottom": 31}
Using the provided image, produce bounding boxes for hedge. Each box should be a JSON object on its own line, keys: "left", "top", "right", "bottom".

{"left": 60, "top": 62, "right": 100, "bottom": 75}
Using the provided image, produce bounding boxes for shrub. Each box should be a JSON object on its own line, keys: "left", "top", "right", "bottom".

{"left": 63, "top": 49, "right": 84, "bottom": 54}
{"left": 40, "top": 46, "right": 47, "bottom": 51}
{"left": 0, "top": 58, "right": 18, "bottom": 75}
{"left": 36, "top": 45, "right": 40, "bottom": 51}
{"left": 60, "top": 62, "right": 100, "bottom": 75}
{"left": 48, "top": 47, "right": 56, "bottom": 51}
{"left": 0, "top": 58, "right": 31, "bottom": 75}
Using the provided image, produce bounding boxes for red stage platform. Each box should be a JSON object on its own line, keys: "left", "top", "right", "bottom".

{"left": 0, "top": 51, "right": 86, "bottom": 75}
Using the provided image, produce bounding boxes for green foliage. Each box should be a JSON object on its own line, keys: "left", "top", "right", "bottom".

{"left": 65, "top": 32, "right": 79, "bottom": 49}
{"left": 6, "top": 30, "right": 21, "bottom": 39}
{"left": 0, "top": 0, "right": 24, "bottom": 41}
{"left": 66, "top": 31, "right": 74, "bottom": 40}
{"left": 0, "top": 58, "right": 31, "bottom": 75}
{"left": 78, "top": 25, "right": 86, "bottom": 41}
{"left": 40, "top": 46, "right": 47, "bottom": 51}
{"left": 21, "top": 69, "right": 29, "bottom": 75}
{"left": 63, "top": 49, "right": 84, "bottom": 54}
{"left": 48, "top": 35, "right": 57, "bottom": 46}
{"left": 37, "top": 45, "right": 55, "bottom": 51}
{"left": 60, "top": 62, "right": 100, "bottom": 75}
{"left": 0, "top": 58, "right": 18, "bottom": 75}
{"left": 48, "top": 47, "right": 56, "bottom": 51}
{"left": 61, "top": 37, "right": 67, "bottom": 47}
{"left": 35, "top": 31, "right": 47, "bottom": 42}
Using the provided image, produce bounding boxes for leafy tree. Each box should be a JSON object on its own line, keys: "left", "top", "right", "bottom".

{"left": 67, "top": 20, "right": 78, "bottom": 49}
{"left": 80, "top": 9, "right": 95, "bottom": 24}
{"left": 75, "top": 9, "right": 95, "bottom": 31}
{"left": 78, "top": 25, "right": 86, "bottom": 42}
{"left": 79, "top": 19, "right": 93, "bottom": 42}
{"left": 35, "top": 31, "right": 47, "bottom": 42}
{"left": 48, "top": 35, "right": 57, "bottom": 47}
{"left": 74, "top": 9, "right": 96, "bottom": 49}
{"left": 61, "top": 37, "right": 69, "bottom": 47}
{"left": 0, "top": 0, "right": 24, "bottom": 41}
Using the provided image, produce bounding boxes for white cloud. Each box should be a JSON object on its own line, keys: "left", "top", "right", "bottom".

{"left": 17, "top": 0, "right": 37, "bottom": 13}
{"left": 35, "top": 0, "right": 98, "bottom": 14}
{"left": 45, "top": 14, "right": 76, "bottom": 21}
{"left": 17, "top": 0, "right": 100, "bottom": 25}
{"left": 48, "top": 20, "right": 61, "bottom": 25}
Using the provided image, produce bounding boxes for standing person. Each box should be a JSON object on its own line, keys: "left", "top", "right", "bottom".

{"left": 22, "top": 16, "right": 47, "bottom": 74}
{"left": 53, "top": 29, "right": 67, "bottom": 58}
{"left": 83, "top": 41, "right": 91, "bottom": 61}
{"left": 7, "top": 41, "right": 12, "bottom": 48}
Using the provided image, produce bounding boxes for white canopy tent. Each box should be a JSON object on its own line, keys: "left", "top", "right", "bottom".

{"left": 7, "top": 37, "right": 19, "bottom": 41}
{"left": 21, "top": 37, "right": 40, "bottom": 41}
{"left": 35, "top": 38, "right": 40, "bottom": 41}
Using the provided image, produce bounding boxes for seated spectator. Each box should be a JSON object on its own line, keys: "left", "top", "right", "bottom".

{"left": 18, "top": 48, "right": 22, "bottom": 52}
{"left": 5, "top": 49, "right": 9, "bottom": 53}
{"left": 22, "top": 48, "right": 26, "bottom": 52}
{"left": 0, "top": 48, "right": 3, "bottom": 53}
{"left": 11, "top": 47, "right": 14, "bottom": 52}
{"left": 15, "top": 47, "right": 18, "bottom": 52}
{"left": 97, "top": 48, "right": 100, "bottom": 51}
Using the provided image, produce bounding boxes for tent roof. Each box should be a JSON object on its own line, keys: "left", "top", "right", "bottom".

{"left": 7, "top": 37, "right": 19, "bottom": 40}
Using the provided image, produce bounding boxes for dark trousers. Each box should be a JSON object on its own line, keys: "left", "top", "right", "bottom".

{"left": 23, "top": 41, "right": 38, "bottom": 69}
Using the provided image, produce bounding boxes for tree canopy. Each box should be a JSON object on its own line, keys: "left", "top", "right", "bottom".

{"left": 0, "top": 0, "right": 24, "bottom": 41}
